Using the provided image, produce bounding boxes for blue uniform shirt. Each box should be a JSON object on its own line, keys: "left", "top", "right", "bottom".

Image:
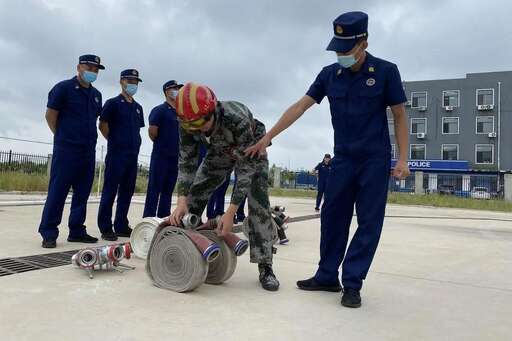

{"left": 148, "top": 102, "right": 180, "bottom": 157}
{"left": 315, "top": 162, "right": 331, "bottom": 181}
{"left": 100, "top": 94, "right": 145, "bottom": 155}
{"left": 307, "top": 53, "right": 406, "bottom": 159}
{"left": 47, "top": 76, "right": 102, "bottom": 149}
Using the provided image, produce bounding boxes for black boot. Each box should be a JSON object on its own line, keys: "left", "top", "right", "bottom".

{"left": 42, "top": 240, "right": 57, "bottom": 248}
{"left": 116, "top": 226, "right": 133, "bottom": 238}
{"left": 258, "top": 264, "right": 280, "bottom": 291}
{"left": 67, "top": 233, "right": 98, "bottom": 243}
{"left": 101, "top": 231, "right": 118, "bottom": 241}
{"left": 341, "top": 288, "right": 362, "bottom": 308}
{"left": 296, "top": 277, "right": 342, "bottom": 292}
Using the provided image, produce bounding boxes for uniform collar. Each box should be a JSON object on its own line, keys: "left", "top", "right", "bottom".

{"left": 118, "top": 93, "right": 136, "bottom": 104}
{"left": 72, "top": 76, "right": 94, "bottom": 91}
{"left": 335, "top": 52, "right": 376, "bottom": 77}
{"left": 360, "top": 52, "right": 377, "bottom": 75}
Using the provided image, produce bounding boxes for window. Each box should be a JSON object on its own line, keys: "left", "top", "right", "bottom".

{"left": 391, "top": 144, "right": 396, "bottom": 159}
{"left": 411, "top": 118, "right": 427, "bottom": 134}
{"left": 442, "top": 144, "right": 459, "bottom": 160}
{"left": 442, "top": 117, "right": 459, "bottom": 134}
{"left": 476, "top": 89, "right": 494, "bottom": 106}
{"left": 476, "top": 116, "right": 494, "bottom": 134}
{"left": 388, "top": 119, "right": 394, "bottom": 136}
{"left": 442, "top": 90, "right": 460, "bottom": 107}
{"left": 475, "top": 144, "right": 494, "bottom": 164}
{"left": 410, "top": 144, "right": 426, "bottom": 160}
{"left": 411, "top": 91, "right": 427, "bottom": 108}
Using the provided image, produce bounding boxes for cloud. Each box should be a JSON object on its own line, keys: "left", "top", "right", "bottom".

{"left": 0, "top": 0, "right": 509, "bottom": 169}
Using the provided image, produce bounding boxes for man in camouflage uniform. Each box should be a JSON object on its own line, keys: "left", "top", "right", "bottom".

{"left": 169, "top": 83, "right": 279, "bottom": 291}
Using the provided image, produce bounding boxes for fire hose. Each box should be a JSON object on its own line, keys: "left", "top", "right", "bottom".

{"left": 144, "top": 214, "right": 249, "bottom": 292}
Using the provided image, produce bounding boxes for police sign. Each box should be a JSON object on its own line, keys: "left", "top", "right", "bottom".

{"left": 391, "top": 159, "right": 470, "bottom": 172}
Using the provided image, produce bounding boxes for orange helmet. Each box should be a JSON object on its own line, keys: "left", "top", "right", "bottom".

{"left": 176, "top": 82, "right": 217, "bottom": 123}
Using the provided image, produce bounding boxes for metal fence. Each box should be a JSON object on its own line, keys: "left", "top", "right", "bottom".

{"left": 0, "top": 150, "right": 50, "bottom": 174}
{"left": 0, "top": 149, "right": 150, "bottom": 178}
{"left": 389, "top": 172, "right": 504, "bottom": 200}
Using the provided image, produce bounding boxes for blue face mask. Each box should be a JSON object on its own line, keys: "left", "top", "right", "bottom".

{"left": 124, "top": 83, "right": 138, "bottom": 96}
{"left": 81, "top": 70, "right": 97, "bottom": 83}
{"left": 337, "top": 45, "right": 361, "bottom": 68}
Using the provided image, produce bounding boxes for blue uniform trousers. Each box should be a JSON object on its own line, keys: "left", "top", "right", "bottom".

{"left": 97, "top": 152, "right": 138, "bottom": 233}
{"left": 143, "top": 154, "right": 178, "bottom": 218}
{"left": 38, "top": 146, "right": 96, "bottom": 240}
{"left": 315, "top": 156, "right": 390, "bottom": 290}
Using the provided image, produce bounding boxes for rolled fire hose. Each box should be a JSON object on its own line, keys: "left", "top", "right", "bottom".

{"left": 198, "top": 229, "right": 237, "bottom": 285}
{"left": 131, "top": 217, "right": 163, "bottom": 259}
{"left": 146, "top": 225, "right": 221, "bottom": 292}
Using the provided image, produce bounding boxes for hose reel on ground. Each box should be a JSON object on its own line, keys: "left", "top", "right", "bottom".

{"left": 144, "top": 214, "right": 249, "bottom": 292}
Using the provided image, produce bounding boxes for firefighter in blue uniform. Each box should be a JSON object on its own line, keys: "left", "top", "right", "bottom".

{"left": 314, "top": 153, "right": 332, "bottom": 211}
{"left": 39, "top": 54, "right": 105, "bottom": 248}
{"left": 97, "top": 69, "right": 145, "bottom": 241}
{"left": 143, "top": 80, "right": 182, "bottom": 218}
{"left": 206, "top": 173, "right": 247, "bottom": 223}
{"left": 246, "top": 12, "right": 410, "bottom": 307}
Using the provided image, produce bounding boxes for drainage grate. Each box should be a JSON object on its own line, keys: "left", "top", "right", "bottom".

{"left": 0, "top": 249, "right": 79, "bottom": 277}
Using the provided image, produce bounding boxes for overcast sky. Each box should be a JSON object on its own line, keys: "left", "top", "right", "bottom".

{"left": 0, "top": 0, "right": 511, "bottom": 169}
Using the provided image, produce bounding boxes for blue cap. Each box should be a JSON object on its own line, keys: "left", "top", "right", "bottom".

{"left": 162, "top": 80, "right": 183, "bottom": 92}
{"left": 326, "top": 11, "right": 368, "bottom": 53}
{"left": 120, "top": 69, "right": 142, "bottom": 82}
{"left": 79, "top": 54, "right": 105, "bottom": 69}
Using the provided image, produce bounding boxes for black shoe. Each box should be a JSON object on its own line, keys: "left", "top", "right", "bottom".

{"left": 101, "top": 231, "right": 118, "bottom": 241}
{"left": 297, "top": 277, "right": 342, "bottom": 292}
{"left": 258, "top": 264, "right": 280, "bottom": 291}
{"left": 116, "top": 226, "right": 133, "bottom": 238}
{"left": 314, "top": 207, "right": 320, "bottom": 212}
{"left": 67, "top": 234, "right": 98, "bottom": 243}
{"left": 341, "top": 288, "right": 362, "bottom": 308}
{"left": 42, "top": 240, "right": 56, "bottom": 248}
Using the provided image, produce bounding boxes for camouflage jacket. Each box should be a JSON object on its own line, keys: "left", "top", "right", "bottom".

{"left": 176, "top": 101, "right": 267, "bottom": 205}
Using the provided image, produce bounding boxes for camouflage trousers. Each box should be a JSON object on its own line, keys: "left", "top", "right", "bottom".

{"left": 187, "top": 157, "right": 273, "bottom": 265}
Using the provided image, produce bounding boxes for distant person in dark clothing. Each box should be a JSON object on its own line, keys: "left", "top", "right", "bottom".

{"left": 314, "top": 154, "right": 332, "bottom": 211}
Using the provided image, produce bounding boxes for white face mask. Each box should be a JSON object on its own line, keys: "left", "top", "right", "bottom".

{"left": 169, "top": 89, "right": 179, "bottom": 99}
{"left": 337, "top": 45, "right": 361, "bottom": 68}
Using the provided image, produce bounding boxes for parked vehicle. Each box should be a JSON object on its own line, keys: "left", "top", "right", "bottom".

{"left": 471, "top": 187, "right": 491, "bottom": 200}
{"left": 439, "top": 185, "right": 455, "bottom": 195}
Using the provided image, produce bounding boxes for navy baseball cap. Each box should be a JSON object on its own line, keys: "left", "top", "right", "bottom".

{"left": 326, "top": 11, "right": 368, "bottom": 53}
{"left": 120, "top": 69, "right": 142, "bottom": 82}
{"left": 79, "top": 54, "right": 105, "bottom": 69}
{"left": 162, "top": 80, "right": 183, "bottom": 92}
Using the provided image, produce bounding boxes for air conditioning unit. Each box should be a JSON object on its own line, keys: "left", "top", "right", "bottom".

{"left": 417, "top": 133, "right": 426, "bottom": 139}
{"left": 477, "top": 104, "right": 494, "bottom": 110}
{"left": 444, "top": 106, "right": 454, "bottom": 111}
{"left": 418, "top": 106, "right": 427, "bottom": 112}
{"left": 488, "top": 132, "right": 497, "bottom": 138}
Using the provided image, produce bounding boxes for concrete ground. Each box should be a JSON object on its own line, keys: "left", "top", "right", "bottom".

{"left": 0, "top": 195, "right": 511, "bottom": 341}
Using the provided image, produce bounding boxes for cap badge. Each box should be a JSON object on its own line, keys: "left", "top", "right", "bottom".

{"left": 132, "top": 70, "right": 137, "bottom": 75}
{"left": 336, "top": 25, "right": 343, "bottom": 35}
{"left": 366, "top": 78, "right": 376, "bottom": 87}
{"left": 95, "top": 56, "right": 99, "bottom": 63}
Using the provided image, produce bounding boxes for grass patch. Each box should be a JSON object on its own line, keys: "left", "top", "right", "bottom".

{"left": 0, "top": 172, "right": 149, "bottom": 194}
{"left": 269, "top": 188, "right": 317, "bottom": 198}
{"left": 0, "top": 172, "right": 49, "bottom": 192}
{"left": 387, "top": 192, "right": 512, "bottom": 212}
